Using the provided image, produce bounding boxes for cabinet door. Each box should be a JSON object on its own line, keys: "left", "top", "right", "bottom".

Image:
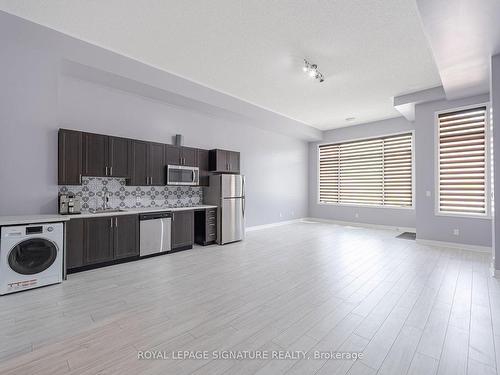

{"left": 165, "top": 145, "right": 181, "bottom": 166}
{"left": 114, "top": 215, "right": 139, "bottom": 259}
{"left": 83, "top": 133, "right": 108, "bottom": 177}
{"left": 109, "top": 137, "right": 130, "bottom": 177}
{"left": 130, "top": 140, "right": 149, "bottom": 186}
{"left": 84, "top": 217, "right": 113, "bottom": 265}
{"left": 172, "top": 210, "right": 194, "bottom": 249}
{"left": 209, "top": 149, "right": 228, "bottom": 172}
{"left": 228, "top": 151, "right": 240, "bottom": 173}
{"left": 181, "top": 147, "right": 198, "bottom": 167}
{"left": 149, "top": 142, "right": 166, "bottom": 185}
{"left": 197, "top": 149, "right": 210, "bottom": 186}
{"left": 65, "top": 219, "right": 85, "bottom": 269}
{"left": 58, "top": 129, "right": 83, "bottom": 185}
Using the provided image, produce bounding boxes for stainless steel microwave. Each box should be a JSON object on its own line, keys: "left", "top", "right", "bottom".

{"left": 167, "top": 165, "right": 199, "bottom": 186}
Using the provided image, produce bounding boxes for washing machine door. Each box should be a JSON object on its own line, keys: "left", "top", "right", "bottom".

{"left": 8, "top": 239, "right": 58, "bottom": 275}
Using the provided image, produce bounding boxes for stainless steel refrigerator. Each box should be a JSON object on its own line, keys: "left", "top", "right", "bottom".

{"left": 204, "top": 174, "right": 245, "bottom": 244}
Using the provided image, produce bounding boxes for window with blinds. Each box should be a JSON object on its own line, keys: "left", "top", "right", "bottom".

{"left": 319, "top": 133, "right": 413, "bottom": 207}
{"left": 437, "top": 106, "right": 488, "bottom": 216}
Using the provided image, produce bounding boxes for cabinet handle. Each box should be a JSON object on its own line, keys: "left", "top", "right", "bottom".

{"left": 115, "top": 217, "right": 118, "bottom": 228}
{"left": 79, "top": 174, "right": 82, "bottom": 184}
{"left": 110, "top": 218, "right": 113, "bottom": 228}
{"left": 105, "top": 166, "right": 108, "bottom": 176}
{"left": 110, "top": 166, "right": 113, "bottom": 176}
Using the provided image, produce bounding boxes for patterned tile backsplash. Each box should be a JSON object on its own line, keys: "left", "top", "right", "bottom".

{"left": 59, "top": 177, "right": 203, "bottom": 211}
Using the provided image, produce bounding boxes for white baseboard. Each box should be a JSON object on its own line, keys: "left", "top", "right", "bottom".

{"left": 245, "top": 218, "right": 492, "bottom": 255}
{"left": 304, "top": 217, "right": 415, "bottom": 233}
{"left": 245, "top": 219, "right": 305, "bottom": 232}
{"left": 416, "top": 239, "right": 492, "bottom": 254}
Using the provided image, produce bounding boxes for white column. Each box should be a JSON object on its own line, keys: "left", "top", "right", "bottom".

{"left": 492, "top": 53, "right": 500, "bottom": 276}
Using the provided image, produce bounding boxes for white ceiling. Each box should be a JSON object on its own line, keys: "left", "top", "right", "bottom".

{"left": 416, "top": 0, "right": 500, "bottom": 100}
{"left": 0, "top": 0, "right": 442, "bottom": 130}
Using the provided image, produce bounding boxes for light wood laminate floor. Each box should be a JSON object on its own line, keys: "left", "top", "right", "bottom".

{"left": 1, "top": 221, "right": 498, "bottom": 375}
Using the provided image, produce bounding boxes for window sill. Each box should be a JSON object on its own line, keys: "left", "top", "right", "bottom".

{"left": 317, "top": 202, "right": 414, "bottom": 210}
{"left": 434, "top": 211, "right": 492, "bottom": 220}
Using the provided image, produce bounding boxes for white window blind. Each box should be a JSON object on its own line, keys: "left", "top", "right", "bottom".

{"left": 437, "top": 106, "right": 487, "bottom": 215}
{"left": 319, "top": 133, "right": 413, "bottom": 207}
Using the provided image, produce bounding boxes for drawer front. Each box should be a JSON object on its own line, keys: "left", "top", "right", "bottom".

{"left": 206, "top": 221, "right": 216, "bottom": 235}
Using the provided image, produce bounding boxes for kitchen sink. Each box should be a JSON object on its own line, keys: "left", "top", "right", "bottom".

{"left": 89, "top": 208, "right": 127, "bottom": 214}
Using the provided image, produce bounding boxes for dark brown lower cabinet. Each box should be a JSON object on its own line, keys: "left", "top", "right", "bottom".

{"left": 85, "top": 217, "right": 114, "bottom": 265}
{"left": 65, "top": 218, "right": 85, "bottom": 269}
{"left": 66, "top": 214, "right": 139, "bottom": 272}
{"left": 172, "top": 210, "right": 194, "bottom": 250}
{"left": 114, "top": 215, "right": 139, "bottom": 259}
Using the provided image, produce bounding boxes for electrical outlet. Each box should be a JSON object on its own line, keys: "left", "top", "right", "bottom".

{"left": 426, "top": 191, "right": 431, "bottom": 197}
{"left": 453, "top": 229, "right": 459, "bottom": 236}
{"left": 136, "top": 196, "right": 142, "bottom": 205}
{"left": 355, "top": 213, "right": 359, "bottom": 218}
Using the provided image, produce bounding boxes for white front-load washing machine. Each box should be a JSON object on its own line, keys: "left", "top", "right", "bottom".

{"left": 0, "top": 222, "right": 63, "bottom": 295}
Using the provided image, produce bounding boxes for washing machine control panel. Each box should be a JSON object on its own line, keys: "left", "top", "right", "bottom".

{"left": 26, "top": 226, "right": 43, "bottom": 235}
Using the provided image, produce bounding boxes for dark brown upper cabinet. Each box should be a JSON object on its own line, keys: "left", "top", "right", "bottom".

{"left": 82, "top": 133, "right": 130, "bottom": 178}
{"left": 58, "top": 129, "right": 83, "bottom": 185}
{"left": 149, "top": 142, "right": 166, "bottom": 185}
{"left": 108, "top": 136, "right": 131, "bottom": 177}
{"left": 209, "top": 149, "right": 240, "bottom": 173}
{"left": 130, "top": 140, "right": 165, "bottom": 186}
{"left": 165, "top": 145, "right": 198, "bottom": 167}
{"left": 130, "top": 140, "right": 148, "bottom": 186}
{"left": 58, "top": 129, "right": 240, "bottom": 186}
{"left": 83, "top": 133, "right": 108, "bottom": 177}
{"left": 197, "top": 149, "right": 210, "bottom": 187}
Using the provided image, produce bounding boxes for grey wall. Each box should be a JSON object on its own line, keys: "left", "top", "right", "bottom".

{"left": 415, "top": 94, "right": 492, "bottom": 247}
{"left": 0, "top": 12, "right": 309, "bottom": 227}
{"left": 492, "top": 54, "right": 500, "bottom": 269}
{"left": 308, "top": 117, "right": 417, "bottom": 229}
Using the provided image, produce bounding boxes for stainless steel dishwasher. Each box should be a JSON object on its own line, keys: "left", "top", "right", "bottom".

{"left": 139, "top": 211, "right": 172, "bottom": 256}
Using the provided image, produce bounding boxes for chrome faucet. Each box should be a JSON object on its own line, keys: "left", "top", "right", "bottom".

{"left": 103, "top": 192, "right": 111, "bottom": 210}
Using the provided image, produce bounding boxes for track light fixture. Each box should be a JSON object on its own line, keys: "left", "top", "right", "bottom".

{"left": 303, "top": 59, "right": 324, "bottom": 83}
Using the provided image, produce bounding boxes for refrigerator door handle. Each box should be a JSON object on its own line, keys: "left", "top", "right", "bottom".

{"left": 242, "top": 197, "right": 245, "bottom": 218}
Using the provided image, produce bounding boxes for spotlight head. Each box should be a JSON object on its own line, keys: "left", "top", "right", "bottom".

{"left": 302, "top": 59, "right": 324, "bottom": 83}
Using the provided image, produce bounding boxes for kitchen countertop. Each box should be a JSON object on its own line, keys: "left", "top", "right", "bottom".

{"left": 74, "top": 205, "right": 218, "bottom": 219}
{"left": 0, "top": 214, "right": 71, "bottom": 226}
{"left": 0, "top": 205, "right": 218, "bottom": 226}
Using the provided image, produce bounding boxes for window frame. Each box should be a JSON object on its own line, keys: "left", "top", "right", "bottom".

{"left": 434, "top": 102, "right": 491, "bottom": 219}
{"left": 316, "top": 130, "right": 415, "bottom": 210}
